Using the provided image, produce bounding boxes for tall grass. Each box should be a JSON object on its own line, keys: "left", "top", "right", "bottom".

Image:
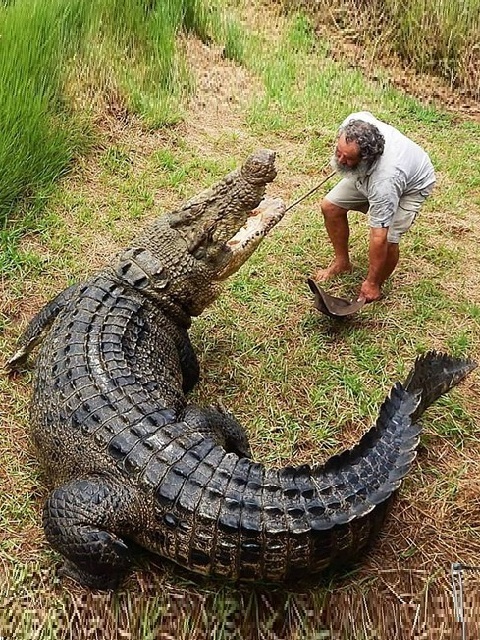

{"left": 0, "top": 0, "right": 89, "bottom": 225}
{"left": 0, "top": 0, "right": 223, "bottom": 245}
{"left": 289, "top": 0, "right": 480, "bottom": 98}
{"left": 69, "top": 0, "right": 196, "bottom": 128}
{"left": 374, "top": 0, "right": 479, "bottom": 94}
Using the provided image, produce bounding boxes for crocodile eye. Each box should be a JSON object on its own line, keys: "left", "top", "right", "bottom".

{"left": 153, "top": 277, "right": 169, "bottom": 291}
{"left": 192, "top": 246, "right": 206, "bottom": 259}
{"left": 152, "top": 267, "right": 169, "bottom": 290}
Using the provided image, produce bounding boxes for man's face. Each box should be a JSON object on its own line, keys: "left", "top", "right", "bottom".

{"left": 335, "top": 134, "right": 361, "bottom": 168}
{"left": 330, "top": 134, "right": 370, "bottom": 178}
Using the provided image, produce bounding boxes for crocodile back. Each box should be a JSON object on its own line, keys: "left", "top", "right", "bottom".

{"left": 31, "top": 274, "right": 187, "bottom": 486}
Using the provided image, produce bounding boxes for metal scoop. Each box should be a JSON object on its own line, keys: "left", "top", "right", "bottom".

{"left": 307, "top": 278, "right": 366, "bottom": 318}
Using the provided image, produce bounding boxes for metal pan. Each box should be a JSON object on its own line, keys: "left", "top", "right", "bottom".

{"left": 307, "top": 278, "right": 366, "bottom": 318}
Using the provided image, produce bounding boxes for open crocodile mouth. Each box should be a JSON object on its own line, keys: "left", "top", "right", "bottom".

{"left": 226, "top": 196, "right": 286, "bottom": 249}
{"left": 214, "top": 196, "right": 286, "bottom": 281}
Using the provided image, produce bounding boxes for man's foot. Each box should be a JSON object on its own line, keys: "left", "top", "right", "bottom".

{"left": 313, "top": 261, "right": 352, "bottom": 282}
{"left": 359, "top": 280, "right": 383, "bottom": 303}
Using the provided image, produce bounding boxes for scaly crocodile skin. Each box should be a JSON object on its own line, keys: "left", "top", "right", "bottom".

{"left": 8, "top": 149, "right": 476, "bottom": 589}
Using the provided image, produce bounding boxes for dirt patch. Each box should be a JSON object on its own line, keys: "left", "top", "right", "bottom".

{"left": 181, "top": 38, "right": 264, "bottom": 150}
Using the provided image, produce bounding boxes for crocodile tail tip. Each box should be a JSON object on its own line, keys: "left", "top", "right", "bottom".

{"left": 403, "top": 351, "right": 477, "bottom": 421}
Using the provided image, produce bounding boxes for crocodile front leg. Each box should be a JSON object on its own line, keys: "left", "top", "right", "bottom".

{"left": 6, "top": 283, "right": 83, "bottom": 371}
{"left": 177, "top": 330, "right": 200, "bottom": 394}
{"left": 43, "top": 474, "right": 142, "bottom": 590}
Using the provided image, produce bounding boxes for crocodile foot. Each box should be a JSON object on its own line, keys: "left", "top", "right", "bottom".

{"left": 43, "top": 475, "right": 139, "bottom": 589}
{"left": 57, "top": 558, "right": 126, "bottom": 591}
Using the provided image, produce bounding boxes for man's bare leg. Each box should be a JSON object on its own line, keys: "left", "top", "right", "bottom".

{"left": 314, "top": 198, "right": 353, "bottom": 281}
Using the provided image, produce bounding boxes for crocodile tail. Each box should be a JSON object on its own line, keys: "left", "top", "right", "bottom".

{"left": 317, "top": 351, "right": 477, "bottom": 515}
{"left": 316, "top": 381, "right": 422, "bottom": 518}
{"left": 275, "top": 352, "right": 476, "bottom": 576}
{"left": 222, "top": 383, "right": 425, "bottom": 580}
{"left": 403, "top": 351, "right": 477, "bottom": 423}
{"left": 152, "top": 353, "right": 476, "bottom": 581}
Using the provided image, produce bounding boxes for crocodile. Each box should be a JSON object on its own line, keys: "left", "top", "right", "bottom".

{"left": 7, "top": 149, "right": 476, "bottom": 590}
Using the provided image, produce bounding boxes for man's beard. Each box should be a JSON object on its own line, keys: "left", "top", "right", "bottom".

{"left": 330, "top": 154, "right": 371, "bottom": 179}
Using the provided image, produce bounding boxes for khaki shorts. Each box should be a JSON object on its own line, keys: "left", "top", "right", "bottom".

{"left": 326, "top": 179, "right": 435, "bottom": 243}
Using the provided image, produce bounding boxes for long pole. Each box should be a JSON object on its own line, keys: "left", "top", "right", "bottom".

{"left": 284, "top": 170, "right": 336, "bottom": 213}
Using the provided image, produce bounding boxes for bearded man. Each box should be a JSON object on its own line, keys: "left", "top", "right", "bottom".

{"left": 315, "top": 111, "right": 436, "bottom": 302}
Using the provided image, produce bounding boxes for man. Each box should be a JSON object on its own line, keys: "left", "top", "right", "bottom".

{"left": 315, "top": 111, "right": 436, "bottom": 302}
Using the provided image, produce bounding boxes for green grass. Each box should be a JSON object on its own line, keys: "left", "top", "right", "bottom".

{"left": 0, "top": 0, "right": 227, "bottom": 235}
{"left": 0, "top": 0, "right": 90, "bottom": 225}
{"left": 1, "top": 0, "right": 480, "bottom": 638}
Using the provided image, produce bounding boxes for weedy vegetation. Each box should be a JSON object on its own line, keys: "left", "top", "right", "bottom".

{"left": 286, "top": 0, "right": 480, "bottom": 100}
{"left": 1, "top": 0, "right": 480, "bottom": 638}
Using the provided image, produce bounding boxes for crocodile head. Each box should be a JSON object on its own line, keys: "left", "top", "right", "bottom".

{"left": 113, "top": 149, "right": 285, "bottom": 317}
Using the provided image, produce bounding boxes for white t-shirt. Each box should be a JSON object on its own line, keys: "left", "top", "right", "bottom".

{"left": 342, "top": 111, "right": 436, "bottom": 227}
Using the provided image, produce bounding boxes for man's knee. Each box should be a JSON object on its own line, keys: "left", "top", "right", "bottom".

{"left": 321, "top": 198, "right": 348, "bottom": 219}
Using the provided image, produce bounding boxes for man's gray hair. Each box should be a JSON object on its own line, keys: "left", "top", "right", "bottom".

{"left": 340, "top": 119, "right": 385, "bottom": 166}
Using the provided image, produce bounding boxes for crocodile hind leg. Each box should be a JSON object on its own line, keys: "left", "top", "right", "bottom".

{"left": 6, "top": 283, "right": 82, "bottom": 371}
{"left": 183, "top": 403, "right": 252, "bottom": 458}
{"left": 43, "top": 474, "right": 140, "bottom": 590}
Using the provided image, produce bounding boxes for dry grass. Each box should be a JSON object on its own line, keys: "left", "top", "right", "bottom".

{"left": 287, "top": 0, "right": 480, "bottom": 111}
{"left": 1, "top": 2, "right": 480, "bottom": 639}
